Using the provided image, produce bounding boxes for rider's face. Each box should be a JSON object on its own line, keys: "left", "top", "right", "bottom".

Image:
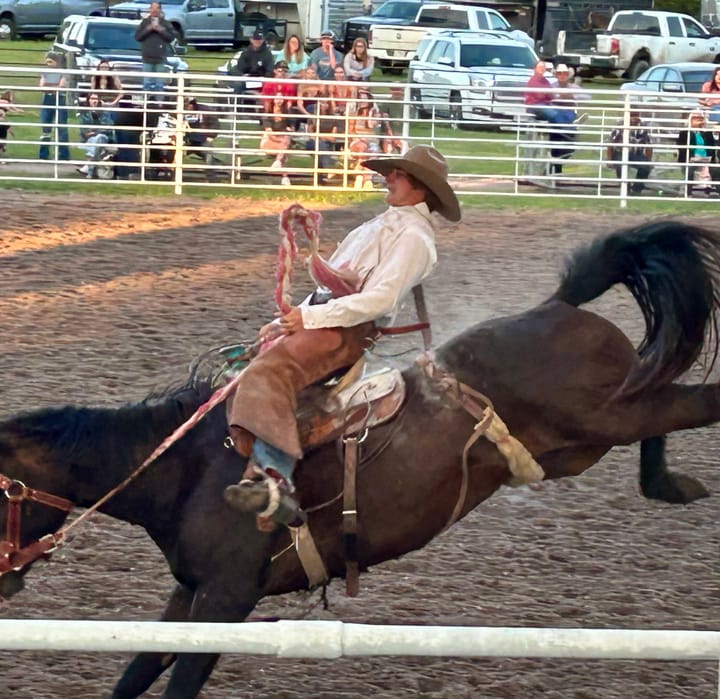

{"left": 384, "top": 168, "right": 426, "bottom": 208}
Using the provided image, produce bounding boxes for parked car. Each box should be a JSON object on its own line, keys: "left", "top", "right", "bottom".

{"left": 340, "top": 0, "right": 426, "bottom": 52}
{"left": 52, "top": 15, "right": 188, "bottom": 97}
{"left": 620, "top": 61, "right": 716, "bottom": 131}
{"left": 0, "top": 0, "right": 106, "bottom": 40}
{"left": 409, "top": 30, "right": 540, "bottom": 126}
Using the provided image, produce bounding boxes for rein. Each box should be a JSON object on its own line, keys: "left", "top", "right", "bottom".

{"left": 0, "top": 473, "right": 73, "bottom": 575}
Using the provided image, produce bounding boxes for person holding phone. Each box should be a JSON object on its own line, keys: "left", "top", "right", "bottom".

{"left": 134, "top": 1, "right": 175, "bottom": 94}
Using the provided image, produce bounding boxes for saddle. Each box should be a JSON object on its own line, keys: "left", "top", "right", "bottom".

{"left": 215, "top": 344, "right": 405, "bottom": 449}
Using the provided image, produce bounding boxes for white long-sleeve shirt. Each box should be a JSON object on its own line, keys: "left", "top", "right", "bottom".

{"left": 300, "top": 202, "right": 438, "bottom": 329}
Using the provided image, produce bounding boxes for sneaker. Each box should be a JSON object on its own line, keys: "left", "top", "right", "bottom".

{"left": 363, "top": 179, "right": 374, "bottom": 190}
{"left": 76, "top": 164, "right": 89, "bottom": 175}
{"left": 270, "top": 158, "right": 283, "bottom": 170}
{"left": 281, "top": 175, "right": 291, "bottom": 186}
{"left": 354, "top": 174, "right": 364, "bottom": 189}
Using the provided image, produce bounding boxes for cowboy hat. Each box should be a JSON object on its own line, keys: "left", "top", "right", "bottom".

{"left": 364, "top": 145, "right": 461, "bottom": 222}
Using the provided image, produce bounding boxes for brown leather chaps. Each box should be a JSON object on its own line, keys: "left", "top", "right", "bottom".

{"left": 225, "top": 322, "right": 377, "bottom": 459}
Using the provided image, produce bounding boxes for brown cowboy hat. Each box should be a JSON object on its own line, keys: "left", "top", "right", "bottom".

{"left": 363, "top": 145, "right": 461, "bottom": 222}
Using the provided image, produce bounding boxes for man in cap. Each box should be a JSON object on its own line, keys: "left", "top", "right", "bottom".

{"left": 229, "top": 29, "right": 275, "bottom": 80}
{"left": 309, "top": 30, "right": 344, "bottom": 80}
{"left": 134, "top": 1, "right": 175, "bottom": 93}
{"left": 259, "top": 59, "right": 298, "bottom": 113}
{"left": 224, "top": 145, "right": 461, "bottom": 527}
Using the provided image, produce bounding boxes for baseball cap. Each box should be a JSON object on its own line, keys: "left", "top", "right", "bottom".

{"left": 274, "top": 60, "right": 289, "bottom": 69}
{"left": 251, "top": 29, "right": 264, "bottom": 40}
{"left": 320, "top": 30, "right": 335, "bottom": 40}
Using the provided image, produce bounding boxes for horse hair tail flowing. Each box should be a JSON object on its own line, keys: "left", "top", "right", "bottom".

{"left": 552, "top": 220, "right": 720, "bottom": 395}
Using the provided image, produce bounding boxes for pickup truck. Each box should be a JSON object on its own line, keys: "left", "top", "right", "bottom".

{"left": 556, "top": 10, "right": 720, "bottom": 80}
{"left": 109, "top": 0, "right": 288, "bottom": 48}
{"left": 0, "top": 0, "right": 106, "bottom": 40}
{"left": 367, "top": 2, "right": 533, "bottom": 73}
{"left": 341, "top": 0, "right": 425, "bottom": 51}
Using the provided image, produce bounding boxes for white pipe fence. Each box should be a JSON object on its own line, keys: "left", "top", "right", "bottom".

{"left": 0, "top": 619, "right": 718, "bottom": 661}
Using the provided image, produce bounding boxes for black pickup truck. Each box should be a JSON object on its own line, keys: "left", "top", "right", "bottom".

{"left": 340, "top": 0, "right": 425, "bottom": 51}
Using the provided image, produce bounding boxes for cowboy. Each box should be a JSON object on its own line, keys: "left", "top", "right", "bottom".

{"left": 224, "top": 145, "right": 461, "bottom": 526}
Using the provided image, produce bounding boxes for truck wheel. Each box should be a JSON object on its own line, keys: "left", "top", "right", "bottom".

{"left": 714, "top": 54, "right": 720, "bottom": 64}
{"left": 628, "top": 59, "right": 649, "bottom": 81}
{"left": 449, "top": 92, "right": 464, "bottom": 130}
{"left": 172, "top": 24, "right": 184, "bottom": 43}
{"left": 0, "top": 16, "right": 16, "bottom": 40}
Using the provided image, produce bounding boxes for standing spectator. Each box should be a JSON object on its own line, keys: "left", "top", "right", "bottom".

{"left": 700, "top": 66, "right": 720, "bottom": 123}
{"left": 309, "top": 30, "right": 344, "bottom": 80}
{"left": 344, "top": 38, "right": 374, "bottom": 81}
{"left": 524, "top": 60, "right": 575, "bottom": 124}
{"left": 606, "top": 108, "right": 653, "bottom": 195}
{"left": 228, "top": 30, "right": 274, "bottom": 85}
{"left": 77, "top": 93, "right": 114, "bottom": 178}
{"left": 90, "top": 59, "right": 124, "bottom": 110}
{"left": 134, "top": 1, "right": 175, "bottom": 94}
{"left": 0, "top": 91, "right": 23, "bottom": 162}
{"left": 260, "top": 60, "right": 298, "bottom": 114}
{"left": 38, "top": 52, "right": 70, "bottom": 161}
{"left": 547, "top": 63, "right": 590, "bottom": 173}
{"left": 273, "top": 34, "right": 309, "bottom": 76}
{"left": 676, "top": 111, "right": 719, "bottom": 197}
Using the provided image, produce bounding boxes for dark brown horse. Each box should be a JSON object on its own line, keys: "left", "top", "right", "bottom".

{"left": 0, "top": 221, "right": 718, "bottom": 699}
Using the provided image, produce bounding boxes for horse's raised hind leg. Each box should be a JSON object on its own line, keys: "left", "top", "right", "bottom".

{"left": 640, "top": 435, "right": 711, "bottom": 504}
{"left": 110, "top": 583, "right": 194, "bottom": 699}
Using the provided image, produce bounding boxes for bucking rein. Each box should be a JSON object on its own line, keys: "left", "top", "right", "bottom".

{"left": 0, "top": 204, "right": 544, "bottom": 596}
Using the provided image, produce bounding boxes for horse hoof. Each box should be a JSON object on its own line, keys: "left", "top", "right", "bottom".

{"left": 642, "top": 472, "right": 711, "bottom": 504}
{"left": 223, "top": 481, "right": 269, "bottom": 512}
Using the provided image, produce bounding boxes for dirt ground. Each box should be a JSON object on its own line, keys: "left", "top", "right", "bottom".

{"left": 0, "top": 192, "right": 718, "bottom": 699}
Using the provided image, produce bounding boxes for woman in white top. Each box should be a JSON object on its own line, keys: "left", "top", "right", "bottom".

{"left": 343, "top": 37, "right": 374, "bottom": 81}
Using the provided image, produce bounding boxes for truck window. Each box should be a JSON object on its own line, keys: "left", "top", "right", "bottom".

{"left": 612, "top": 14, "right": 660, "bottom": 34}
{"left": 419, "top": 9, "right": 468, "bottom": 29}
{"left": 375, "top": 2, "right": 421, "bottom": 20}
{"left": 666, "top": 16, "right": 683, "bottom": 37}
{"left": 460, "top": 44, "right": 535, "bottom": 69}
{"left": 427, "top": 40, "right": 454, "bottom": 64}
{"left": 474, "top": 10, "right": 489, "bottom": 30}
{"left": 86, "top": 25, "right": 139, "bottom": 52}
{"left": 661, "top": 68, "right": 682, "bottom": 91}
{"left": 487, "top": 12, "right": 510, "bottom": 31}
{"left": 683, "top": 17, "right": 709, "bottom": 38}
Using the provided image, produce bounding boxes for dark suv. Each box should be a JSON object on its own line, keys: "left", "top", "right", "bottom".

{"left": 341, "top": 0, "right": 424, "bottom": 51}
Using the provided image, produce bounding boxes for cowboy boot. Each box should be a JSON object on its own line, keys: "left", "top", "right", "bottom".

{"left": 224, "top": 471, "right": 306, "bottom": 527}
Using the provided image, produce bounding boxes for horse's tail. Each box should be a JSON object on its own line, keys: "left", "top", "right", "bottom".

{"left": 552, "top": 220, "right": 720, "bottom": 394}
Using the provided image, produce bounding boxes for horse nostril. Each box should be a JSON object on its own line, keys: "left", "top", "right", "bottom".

{"left": 0, "top": 571, "right": 25, "bottom": 598}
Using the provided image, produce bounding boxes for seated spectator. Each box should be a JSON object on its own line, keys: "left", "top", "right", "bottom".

{"left": 77, "top": 92, "right": 114, "bottom": 178}
{"left": 184, "top": 96, "right": 220, "bottom": 165}
{"left": 0, "top": 91, "right": 23, "bottom": 161}
{"left": 606, "top": 108, "right": 653, "bottom": 194}
{"left": 259, "top": 96, "right": 294, "bottom": 185}
{"left": 304, "top": 99, "right": 341, "bottom": 184}
{"left": 273, "top": 34, "right": 309, "bottom": 76}
{"left": 260, "top": 60, "right": 298, "bottom": 115}
{"left": 228, "top": 30, "right": 274, "bottom": 94}
{"left": 676, "top": 111, "right": 719, "bottom": 197}
{"left": 309, "top": 30, "right": 344, "bottom": 80}
{"left": 296, "top": 65, "right": 325, "bottom": 123}
{"left": 344, "top": 38, "right": 374, "bottom": 82}
{"left": 90, "top": 59, "right": 124, "bottom": 110}
{"left": 700, "top": 66, "right": 720, "bottom": 123}
{"left": 524, "top": 60, "right": 575, "bottom": 125}
{"left": 348, "top": 88, "right": 392, "bottom": 188}
{"left": 328, "top": 65, "right": 356, "bottom": 116}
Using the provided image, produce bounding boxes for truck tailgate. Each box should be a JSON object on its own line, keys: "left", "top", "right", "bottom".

{"left": 368, "top": 25, "right": 426, "bottom": 58}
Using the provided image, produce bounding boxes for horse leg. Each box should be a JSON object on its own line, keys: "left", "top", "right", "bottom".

{"left": 110, "top": 583, "right": 193, "bottom": 699}
{"left": 640, "top": 436, "right": 711, "bottom": 504}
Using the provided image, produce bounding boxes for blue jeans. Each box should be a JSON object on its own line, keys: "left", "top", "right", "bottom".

{"left": 530, "top": 106, "right": 576, "bottom": 125}
{"left": 39, "top": 92, "right": 70, "bottom": 161}
{"left": 142, "top": 62, "right": 169, "bottom": 92}
{"left": 305, "top": 138, "right": 335, "bottom": 171}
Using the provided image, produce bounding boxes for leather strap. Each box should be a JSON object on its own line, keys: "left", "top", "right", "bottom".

{"left": 342, "top": 435, "right": 359, "bottom": 597}
{"left": 289, "top": 524, "right": 329, "bottom": 588}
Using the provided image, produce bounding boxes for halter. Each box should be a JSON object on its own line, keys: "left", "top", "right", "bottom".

{"left": 0, "top": 473, "right": 74, "bottom": 576}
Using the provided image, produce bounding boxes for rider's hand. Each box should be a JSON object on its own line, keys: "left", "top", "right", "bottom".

{"left": 277, "top": 306, "right": 305, "bottom": 335}
{"left": 258, "top": 320, "right": 282, "bottom": 342}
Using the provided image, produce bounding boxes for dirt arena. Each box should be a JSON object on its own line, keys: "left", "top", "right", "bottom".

{"left": 0, "top": 192, "right": 718, "bottom": 699}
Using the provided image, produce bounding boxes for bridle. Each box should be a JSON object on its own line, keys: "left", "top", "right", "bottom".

{"left": 0, "top": 473, "right": 74, "bottom": 576}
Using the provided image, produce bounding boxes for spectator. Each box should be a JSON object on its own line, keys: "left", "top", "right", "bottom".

{"left": 676, "top": 111, "right": 719, "bottom": 197}
{"left": 134, "top": 1, "right": 175, "bottom": 94}
{"left": 309, "top": 30, "right": 344, "bottom": 80}
{"left": 304, "top": 99, "right": 341, "bottom": 184}
{"left": 260, "top": 60, "right": 298, "bottom": 114}
{"left": 77, "top": 92, "right": 114, "bottom": 178}
{"left": 260, "top": 96, "right": 294, "bottom": 185}
{"left": 606, "top": 108, "right": 653, "bottom": 195}
{"left": 0, "top": 91, "right": 23, "bottom": 162}
{"left": 344, "top": 37, "right": 374, "bottom": 81}
{"left": 38, "top": 52, "right": 70, "bottom": 161}
{"left": 547, "top": 63, "right": 590, "bottom": 173}
{"left": 90, "top": 59, "right": 124, "bottom": 109}
{"left": 184, "top": 96, "right": 220, "bottom": 165}
{"left": 228, "top": 30, "right": 274, "bottom": 86}
{"left": 524, "top": 60, "right": 575, "bottom": 124}
{"left": 295, "top": 65, "right": 326, "bottom": 129}
{"left": 328, "top": 65, "right": 355, "bottom": 116}
{"left": 348, "top": 88, "right": 389, "bottom": 188}
{"left": 700, "top": 66, "right": 720, "bottom": 123}
{"left": 273, "top": 34, "right": 309, "bottom": 76}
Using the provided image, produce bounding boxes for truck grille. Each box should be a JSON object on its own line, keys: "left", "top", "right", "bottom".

{"left": 493, "top": 80, "right": 527, "bottom": 103}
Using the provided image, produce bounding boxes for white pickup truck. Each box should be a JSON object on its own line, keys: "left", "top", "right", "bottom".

{"left": 556, "top": 9, "right": 720, "bottom": 80}
{"left": 368, "top": 2, "right": 533, "bottom": 73}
